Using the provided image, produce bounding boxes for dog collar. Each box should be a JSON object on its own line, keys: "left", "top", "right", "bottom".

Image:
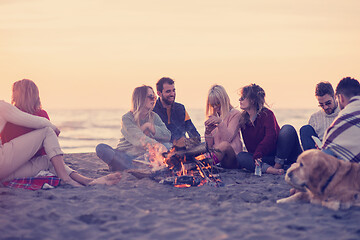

{"left": 321, "top": 168, "right": 338, "bottom": 193}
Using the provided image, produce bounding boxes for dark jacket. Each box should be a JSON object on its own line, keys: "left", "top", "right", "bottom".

{"left": 153, "top": 99, "right": 200, "bottom": 142}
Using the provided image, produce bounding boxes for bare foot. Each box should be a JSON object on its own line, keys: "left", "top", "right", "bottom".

{"left": 266, "top": 167, "right": 284, "bottom": 175}
{"left": 61, "top": 177, "right": 84, "bottom": 187}
{"left": 88, "top": 172, "right": 122, "bottom": 186}
{"left": 289, "top": 188, "right": 296, "bottom": 196}
{"left": 274, "top": 163, "right": 283, "bottom": 169}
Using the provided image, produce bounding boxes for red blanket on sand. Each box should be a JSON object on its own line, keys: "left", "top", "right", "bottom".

{"left": 2, "top": 176, "right": 61, "bottom": 190}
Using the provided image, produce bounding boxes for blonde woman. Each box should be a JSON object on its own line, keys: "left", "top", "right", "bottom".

{"left": 0, "top": 81, "right": 121, "bottom": 186}
{"left": 96, "top": 85, "right": 171, "bottom": 171}
{"left": 1, "top": 79, "right": 51, "bottom": 157}
{"left": 204, "top": 84, "right": 242, "bottom": 168}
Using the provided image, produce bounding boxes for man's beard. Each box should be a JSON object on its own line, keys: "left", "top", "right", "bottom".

{"left": 325, "top": 107, "right": 336, "bottom": 114}
{"left": 162, "top": 97, "right": 174, "bottom": 106}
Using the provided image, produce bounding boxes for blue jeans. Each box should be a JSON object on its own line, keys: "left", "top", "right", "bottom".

{"left": 236, "top": 124, "right": 302, "bottom": 173}
{"left": 275, "top": 124, "right": 303, "bottom": 165}
{"left": 236, "top": 152, "right": 274, "bottom": 173}
{"left": 299, "top": 125, "right": 318, "bottom": 151}
{"left": 95, "top": 143, "right": 134, "bottom": 171}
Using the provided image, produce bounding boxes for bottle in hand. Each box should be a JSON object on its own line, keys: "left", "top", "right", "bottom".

{"left": 255, "top": 161, "right": 262, "bottom": 176}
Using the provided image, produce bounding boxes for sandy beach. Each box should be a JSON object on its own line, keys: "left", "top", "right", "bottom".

{"left": 1, "top": 153, "right": 360, "bottom": 240}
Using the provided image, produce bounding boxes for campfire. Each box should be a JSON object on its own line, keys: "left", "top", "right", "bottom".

{"left": 130, "top": 140, "right": 223, "bottom": 188}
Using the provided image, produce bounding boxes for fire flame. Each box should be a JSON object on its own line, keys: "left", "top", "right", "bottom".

{"left": 145, "top": 143, "right": 222, "bottom": 188}
{"left": 174, "top": 184, "right": 191, "bottom": 188}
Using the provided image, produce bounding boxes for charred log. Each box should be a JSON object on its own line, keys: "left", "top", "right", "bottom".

{"left": 160, "top": 175, "right": 201, "bottom": 186}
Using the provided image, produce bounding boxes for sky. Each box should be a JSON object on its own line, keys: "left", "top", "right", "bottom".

{"left": 0, "top": 0, "right": 359, "bottom": 110}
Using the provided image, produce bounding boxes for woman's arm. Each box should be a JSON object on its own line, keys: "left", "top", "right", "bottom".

{"left": 204, "top": 117, "right": 217, "bottom": 148}
{"left": 140, "top": 122, "right": 155, "bottom": 136}
{"left": 0, "top": 100, "right": 57, "bottom": 131}
{"left": 152, "top": 113, "right": 171, "bottom": 142}
{"left": 120, "top": 112, "right": 160, "bottom": 148}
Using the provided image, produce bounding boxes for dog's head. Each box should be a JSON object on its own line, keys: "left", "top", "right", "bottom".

{"left": 285, "top": 149, "right": 340, "bottom": 194}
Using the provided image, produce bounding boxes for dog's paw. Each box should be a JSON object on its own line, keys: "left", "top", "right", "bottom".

{"left": 276, "top": 198, "right": 288, "bottom": 204}
{"left": 322, "top": 200, "right": 340, "bottom": 210}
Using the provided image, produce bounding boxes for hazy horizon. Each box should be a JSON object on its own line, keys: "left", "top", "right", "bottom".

{"left": 1, "top": 0, "right": 359, "bottom": 110}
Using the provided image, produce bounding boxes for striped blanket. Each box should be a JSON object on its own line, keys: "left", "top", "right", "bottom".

{"left": 2, "top": 176, "right": 60, "bottom": 190}
{"left": 322, "top": 96, "right": 360, "bottom": 162}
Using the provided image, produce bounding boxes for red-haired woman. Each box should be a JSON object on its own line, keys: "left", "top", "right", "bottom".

{"left": 0, "top": 79, "right": 121, "bottom": 186}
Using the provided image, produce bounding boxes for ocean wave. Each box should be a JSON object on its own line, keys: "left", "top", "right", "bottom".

{"left": 57, "top": 121, "right": 88, "bottom": 130}
{"left": 51, "top": 108, "right": 313, "bottom": 153}
{"left": 59, "top": 136, "right": 117, "bottom": 141}
{"left": 89, "top": 123, "right": 121, "bottom": 129}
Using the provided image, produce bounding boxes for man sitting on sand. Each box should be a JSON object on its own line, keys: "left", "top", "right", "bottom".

{"left": 153, "top": 77, "right": 201, "bottom": 148}
{"left": 300, "top": 81, "right": 340, "bottom": 150}
{"left": 321, "top": 77, "right": 360, "bottom": 162}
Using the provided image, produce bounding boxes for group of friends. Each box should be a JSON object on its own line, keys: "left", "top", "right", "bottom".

{"left": 0, "top": 76, "right": 359, "bottom": 188}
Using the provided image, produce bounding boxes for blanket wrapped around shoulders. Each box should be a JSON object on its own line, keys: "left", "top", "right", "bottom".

{"left": 322, "top": 96, "right": 360, "bottom": 162}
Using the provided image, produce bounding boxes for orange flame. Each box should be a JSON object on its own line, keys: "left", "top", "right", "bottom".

{"left": 195, "top": 154, "right": 206, "bottom": 160}
{"left": 174, "top": 184, "right": 191, "bottom": 188}
{"left": 145, "top": 143, "right": 169, "bottom": 169}
{"left": 145, "top": 145, "right": 221, "bottom": 188}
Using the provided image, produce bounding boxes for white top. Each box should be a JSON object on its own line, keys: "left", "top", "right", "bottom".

{"left": 308, "top": 105, "right": 340, "bottom": 141}
{"left": 0, "top": 100, "right": 56, "bottom": 144}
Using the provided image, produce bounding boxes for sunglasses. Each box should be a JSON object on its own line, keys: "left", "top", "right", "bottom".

{"left": 318, "top": 100, "right": 332, "bottom": 108}
{"left": 239, "top": 96, "right": 246, "bottom": 101}
{"left": 147, "top": 95, "right": 157, "bottom": 101}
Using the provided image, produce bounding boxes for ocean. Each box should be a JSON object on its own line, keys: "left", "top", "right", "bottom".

{"left": 47, "top": 108, "right": 317, "bottom": 153}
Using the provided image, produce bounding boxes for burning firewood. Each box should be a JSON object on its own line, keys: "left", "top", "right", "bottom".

{"left": 162, "top": 142, "right": 207, "bottom": 159}
{"left": 128, "top": 142, "right": 223, "bottom": 188}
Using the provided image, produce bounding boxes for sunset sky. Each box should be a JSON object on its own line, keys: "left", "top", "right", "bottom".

{"left": 1, "top": 0, "right": 359, "bottom": 110}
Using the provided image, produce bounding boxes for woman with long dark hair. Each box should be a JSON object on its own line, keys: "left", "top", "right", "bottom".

{"left": 236, "top": 83, "right": 302, "bottom": 175}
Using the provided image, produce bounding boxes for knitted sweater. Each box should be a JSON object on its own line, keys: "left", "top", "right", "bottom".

{"left": 308, "top": 106, "right": 340, "bottom": 141}
{"left": 205, "top": 108, "right": 243, "bottom": 155}
{"left": 116, "top": 111, "right": 171, "bottom": 157}
{"left": 241, "top": 108, "right": 280, "bottom": 160}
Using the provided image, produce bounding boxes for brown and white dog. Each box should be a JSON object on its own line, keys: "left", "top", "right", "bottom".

{"left": 277, "top": 149, "right": 360, "bottom": 210}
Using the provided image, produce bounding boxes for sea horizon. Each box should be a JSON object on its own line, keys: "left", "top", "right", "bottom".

{"left": 46, "top": 107, "right": 317, "bottom": 154}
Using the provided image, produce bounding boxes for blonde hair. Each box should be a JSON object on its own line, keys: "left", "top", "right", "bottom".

{"left": 11, "top": 79, "right": 42, "bottom": 114}
{"left": 131, "top": 85, "right": 154, "bottom": 126}
{"left": 206, "top": 84, "right": 233, "bottom": 119}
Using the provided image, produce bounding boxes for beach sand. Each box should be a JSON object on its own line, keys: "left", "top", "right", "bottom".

{"left": 1, "top": 153, "right": 360, "bottom": 240}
